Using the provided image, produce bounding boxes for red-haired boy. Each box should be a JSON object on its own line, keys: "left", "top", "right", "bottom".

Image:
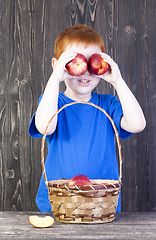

{"left": 29, "top": 25, "right": 146, "bottom": 212}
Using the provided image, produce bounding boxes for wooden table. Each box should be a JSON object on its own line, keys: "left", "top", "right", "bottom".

{"left": 0, "top": 212, "right": 155, "bottom": 239}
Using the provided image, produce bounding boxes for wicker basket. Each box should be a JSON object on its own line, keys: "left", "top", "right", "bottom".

{"left": 41, "top": 101, "right": 122, "bottom": 223}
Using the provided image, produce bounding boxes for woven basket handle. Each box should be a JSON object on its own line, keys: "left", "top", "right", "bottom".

{"left": 41, "top": 101, "right": 122, "bottom": 186}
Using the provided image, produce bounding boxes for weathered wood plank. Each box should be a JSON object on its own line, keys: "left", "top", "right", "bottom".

{"left": 112, "top": 0, "right": 141, "bottom": 212}
{"left": 113, "top": 0, "right": 155, "bottom": 212}
{"left": 0, "top": 0, "right": 155, "bottom": 212}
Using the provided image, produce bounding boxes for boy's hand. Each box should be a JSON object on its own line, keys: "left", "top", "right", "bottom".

{"left": 97, "top": 53, "right": 123, "bottom": 87}
{"left": 52, "top": 51, "right": 77, "bottom": 83}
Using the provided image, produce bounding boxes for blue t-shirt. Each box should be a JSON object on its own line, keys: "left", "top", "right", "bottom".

{"left": 29, "top": 92, "right": 132, "bottom": 212}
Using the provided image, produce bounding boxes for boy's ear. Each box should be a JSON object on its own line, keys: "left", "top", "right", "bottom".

{"left": 51, "top": 58, "right": 58, "bottom": 69}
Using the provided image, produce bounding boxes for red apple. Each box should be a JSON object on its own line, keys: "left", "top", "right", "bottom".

{"left": 66, "top": 53, "right": 88, "bottom": 76}
{"left": 73, "top": 179, "right": 92, "bottom": 186}
{"left": 88, "top": 53, "right": 109, "bottom": 75}
{"left": 69, "top": 174, "right": 92, "bottom": 186}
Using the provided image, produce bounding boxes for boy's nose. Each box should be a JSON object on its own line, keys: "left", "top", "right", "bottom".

{"left": 84, "top": 67, "right": 91, "bottom": 75}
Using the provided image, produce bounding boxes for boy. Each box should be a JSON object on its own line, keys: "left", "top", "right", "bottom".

{"left": 29, "top": 25, "right": 146, "bottom": 212}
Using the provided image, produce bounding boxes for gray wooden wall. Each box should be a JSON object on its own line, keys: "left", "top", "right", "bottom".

{"left": 0, "top": 0, "right": 155, "bottom": 212}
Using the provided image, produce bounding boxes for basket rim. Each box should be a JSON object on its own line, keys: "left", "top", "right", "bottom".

{"left": 48, "top": 178, "right": 121, "bottom": 192}
{"left": 41, "top": 101, "right": 123, "bottom": 188}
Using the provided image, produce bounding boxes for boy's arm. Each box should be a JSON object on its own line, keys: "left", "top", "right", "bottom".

{"left": 113, "top": 78, "right": 146, "bottom": 133}
{"left": 99, "top": 53, "right": 146, "bottom": 133}
{"left": 35, "top": 52, "right": 77, "bottom": 135}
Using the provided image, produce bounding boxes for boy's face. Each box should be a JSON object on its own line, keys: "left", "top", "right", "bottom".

{"left": 64, "top": 43, "right": 101, "bottom": 101}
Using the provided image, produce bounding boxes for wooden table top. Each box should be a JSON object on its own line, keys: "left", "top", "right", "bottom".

{"left": 0, "top": 212, "right": 155, "bottom": 239}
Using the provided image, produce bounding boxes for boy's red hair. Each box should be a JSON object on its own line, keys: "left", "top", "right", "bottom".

{"left": 54, "top": 25, "right": 105, "bottom": 59}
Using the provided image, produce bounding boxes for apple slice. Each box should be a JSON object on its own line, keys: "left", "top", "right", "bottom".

{"left": 29, "top": 215, "right": 54, "bottom": 228}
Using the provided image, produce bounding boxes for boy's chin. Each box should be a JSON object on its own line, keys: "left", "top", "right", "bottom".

{"left": 64, "top": 90, "right": 92, "bottom": 102}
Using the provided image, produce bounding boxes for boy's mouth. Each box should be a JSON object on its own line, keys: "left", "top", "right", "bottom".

{"left": 78, "top": 79, "right": 91, "bottom": 84}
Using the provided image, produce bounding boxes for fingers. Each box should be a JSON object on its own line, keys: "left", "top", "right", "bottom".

{"left": 52, "top": 52, "right": 78, "bottom": 82}
{"left": 53, "top": 51, "right": 77, "bottom": 69}
{"left": 98, "top": 53, "right": 122, "bottom": 84}
{"left": 100, "top": 53, "right": 116, "bottom": 68}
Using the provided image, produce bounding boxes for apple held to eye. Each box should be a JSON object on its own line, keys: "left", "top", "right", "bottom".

{"left": 66, "top": 53, "right": 88, "bottom": 76}
{"left": 88, "top": 53, "right": 110, "bottom": 75}
{"left": 69, "top": 174, "right": 92, "bottom": 186}
{"left": 66, "top": 53, "right": 110, "bottom": 76}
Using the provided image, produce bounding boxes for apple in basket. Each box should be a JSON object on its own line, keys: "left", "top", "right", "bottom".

{"left": 88, "top": 53, "right": 110, "bottom": 75}
{"left": 100, "top": 182, "right": 109, "bottom": 185}
{"left": 69, "top": 174, "right": 92, "bottom": 186}
{"left": 65, "top": 53, "right": 88, "bottom": 76}
{"left": 100, "top": 182, "right": 114, "bottom": 190}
